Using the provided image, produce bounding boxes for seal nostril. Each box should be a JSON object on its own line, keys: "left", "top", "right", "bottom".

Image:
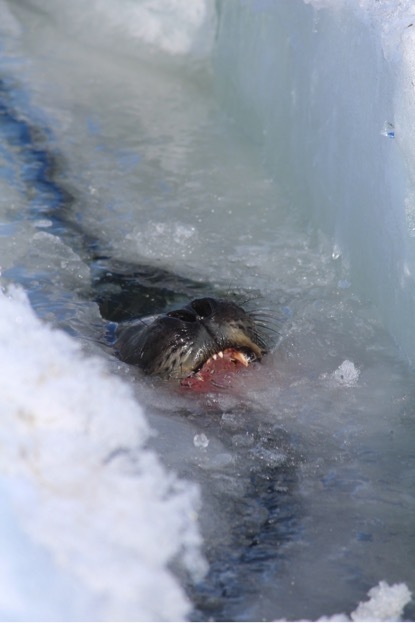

{"left": 167, "top": 309, "right": 198, "bottom": 323}
{"left": 166, "top": 298, "right": 216, "bottom": 323}
{"left": 190, "top": 298, "right": 214, "bottom": 319}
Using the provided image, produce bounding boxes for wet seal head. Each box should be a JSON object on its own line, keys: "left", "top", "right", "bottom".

{"left": 115, "top": 296, "right": 270, "bottom": 387}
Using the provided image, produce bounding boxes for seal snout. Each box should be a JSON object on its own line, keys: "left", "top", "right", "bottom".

{"left": 115, "top": 296, "right": 272, "bottom": 383}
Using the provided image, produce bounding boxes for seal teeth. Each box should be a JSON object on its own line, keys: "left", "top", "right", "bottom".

{"left": 231, "top": 351, "right": 250, "bottom": 367}
{"left": 218, "top": 351, "right": 224, "bottom": 358}
{"left": 212, "top": 353, "right": 218, "bottom": 360}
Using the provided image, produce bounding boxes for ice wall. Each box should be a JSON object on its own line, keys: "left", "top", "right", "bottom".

{"left": 214, "top": 0, "right": 415, "bottom": 364}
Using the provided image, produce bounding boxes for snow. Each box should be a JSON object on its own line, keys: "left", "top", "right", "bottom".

{"left": 350, "top": 581, "right": 412, "bottom": 622}
{"left": 316, "top": 581, "right": 412, "bottom": 622}
{"left": 0, "top": 286, "right": 205, "bottom": 621}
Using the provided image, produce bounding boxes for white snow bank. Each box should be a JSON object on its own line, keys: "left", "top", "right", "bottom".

{"left": 0, "top": 286, "right": 205, "bottom": 621}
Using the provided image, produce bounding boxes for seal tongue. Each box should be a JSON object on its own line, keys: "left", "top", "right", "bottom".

{"left": 180, "top": 348, "right": 251, "bottom": 392}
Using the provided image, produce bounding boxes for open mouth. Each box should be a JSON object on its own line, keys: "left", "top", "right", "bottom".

{"left": 180, "top": 346, "right": 259, "bottom": 391}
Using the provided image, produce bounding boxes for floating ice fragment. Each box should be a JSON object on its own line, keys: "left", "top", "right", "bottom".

{"left": 320, "top": 360, "right": 360, "bottom": 387}
{"left": 193, "top": 433, "right": 209, "bottom": 449}
{"left": 332, "top": 360, "right": 360, "bottom": 386}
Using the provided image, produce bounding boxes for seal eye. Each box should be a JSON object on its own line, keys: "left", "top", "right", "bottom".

{"left": 167, "top": 309, "right": 197, "bottom": 323}
{"left": 190, "top": 298, "right": 214, "bottom": 319}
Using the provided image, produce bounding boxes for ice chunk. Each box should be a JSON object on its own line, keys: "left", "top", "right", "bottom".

{"left": 350, "top": 581, "right": 412, "bottom": 622}
{"left": 320, "top": 360, "right": 360, "bottom": 387}
{"left": 316, "top": 581, "right": 412, "bottom": 622}
{"left": 194, "top": 433, "right": 210, "bottom": 448}
{"left": 331, "top": 360, "right": 360, "bottom": 387}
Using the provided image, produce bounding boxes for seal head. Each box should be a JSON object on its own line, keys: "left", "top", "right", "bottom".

{"left": 115, "top": 296, "right": 269, "bottom": 381}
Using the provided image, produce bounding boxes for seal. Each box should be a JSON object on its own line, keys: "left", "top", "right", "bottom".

{"left": 115, "top": 296, "right": 270, "bottom": 388}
